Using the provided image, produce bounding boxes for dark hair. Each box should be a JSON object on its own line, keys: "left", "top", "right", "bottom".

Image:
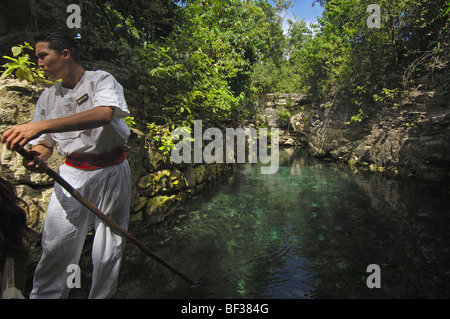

{"left": 35, "top": 31, "right": 81, "bottom": 64}
{"left": 0, "top": 176, "right": 34, "bottom": 261}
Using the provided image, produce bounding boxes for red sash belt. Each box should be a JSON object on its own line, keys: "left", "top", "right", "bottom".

{"left": 65, "top": 146, "right": 127, "bottom": 170}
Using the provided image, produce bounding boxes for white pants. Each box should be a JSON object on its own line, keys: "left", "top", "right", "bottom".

{"left": 30, "top": 160, "right": 131, "bottom": 299}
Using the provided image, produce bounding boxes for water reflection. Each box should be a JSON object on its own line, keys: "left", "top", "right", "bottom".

{"left": 114, "top": 148, "right": 450, "bottom": 299}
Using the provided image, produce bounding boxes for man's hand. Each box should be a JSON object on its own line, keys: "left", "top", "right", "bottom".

{"left": 23, "top": 144, "right": 53, "bottom": 173}
{"left": 1, "top": 122, "right": 43, "bottom": 151}
{"left": 22, "top": 150, "right": 49, "bottom": 173}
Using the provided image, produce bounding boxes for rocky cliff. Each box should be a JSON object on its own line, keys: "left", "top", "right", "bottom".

{"left": 259, "top": 91, "right": 450, "bottom": 181}
{"left": 308, "top": 92, "right": 450, "bottom": 181}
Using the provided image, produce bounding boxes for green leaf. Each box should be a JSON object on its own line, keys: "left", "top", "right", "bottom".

{"left": 3, "top": 56, "right": 18, "bottom": 62}
{"left": 11, "top": 46, "right": 22, "bottom": 57}
{"left": 0, "top": 69, "right": 14, "bottom": 80}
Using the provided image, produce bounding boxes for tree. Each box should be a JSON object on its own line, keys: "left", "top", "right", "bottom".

{"left": 78, "top": 0, "right": 180, "bottom": 60}
{"left": 286, "top": 18, "right": 312, "bottom": 55}
{"left": 130, "top": 0, "right": 287, "bottom": 127}
{"left": 286, "top": 0, "right": 449, "bottom": 103}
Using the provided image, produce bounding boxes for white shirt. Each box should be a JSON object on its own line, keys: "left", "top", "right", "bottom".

{"left": 31, "top": 70, "right": 130, "bottom": 156}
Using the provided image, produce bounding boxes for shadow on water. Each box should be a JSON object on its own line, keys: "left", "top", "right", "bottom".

{"left": 113, "top": 148, "right": 450, "bottom": 299}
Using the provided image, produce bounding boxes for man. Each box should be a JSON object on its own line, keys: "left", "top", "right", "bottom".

{"left": 1, "top": 31, "right": 131, "bottom": 299}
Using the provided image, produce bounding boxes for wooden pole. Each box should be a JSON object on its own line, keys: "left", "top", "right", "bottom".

{"left": 14, "top": 145, "right": 195, "bottom": 286}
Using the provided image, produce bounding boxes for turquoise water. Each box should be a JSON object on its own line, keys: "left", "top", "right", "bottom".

{"left": 116, "top": 148, "right": 450, "bottom": 299}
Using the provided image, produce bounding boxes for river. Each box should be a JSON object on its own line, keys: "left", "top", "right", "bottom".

{"left": 75, "top": 147, "right": 450, "bottom": 299}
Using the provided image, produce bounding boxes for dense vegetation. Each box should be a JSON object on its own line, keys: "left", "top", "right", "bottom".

{"left": 3, "top": 0, "right": 449, "bottom": 134}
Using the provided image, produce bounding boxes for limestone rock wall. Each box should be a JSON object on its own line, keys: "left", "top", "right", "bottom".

{"left": 305, "top": 92, "right": 450, "bottom": 180}
{"left": 258, "top": 92, "right": 450, "bottom": 181}
{"left": 0, "top": 79, "right": 63, "bottom": 232}
{"left": 257, "top": 93, "right": 310, "bottom": 147}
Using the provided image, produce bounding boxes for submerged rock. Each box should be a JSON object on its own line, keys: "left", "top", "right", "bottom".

{"left": 144, "top": 194, "right": 183, "bottom": 224}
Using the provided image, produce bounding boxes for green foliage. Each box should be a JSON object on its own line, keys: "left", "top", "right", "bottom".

{"left": 128, "top": 0, "right": 287, "bottom": 129}
{"left": 345, "top": 108, "right": 369, "bottom": 124}
{"left": 249, "top": 15, "right": 310, "bottom": 95}
{"left": 133, "top": 42, "right": 240, "bottom": 127}
{"left": 146, "top": 122, "right": 175, "bottom": 155}
{"left": 285, "top": 18, "right": 313, "bottom": 57}
{"left": 250, "top": 60, "right": 303, "bottom": 94}
{"left": 75, "top": 0, "right": 448, "bottom": 138}
{"left": 0, "top": 42, "right": 50, "bottom": 84}
{"left": 79, "top": 0, "right": 179, "bottom": 60}
{"left": 279, "top": 0, "right": 450, "bottom": 109}
{"left": 146, "top": 122, "right": 193, "bottom": 155}
{"left": 124, "top": 116, "right": 136, "bottom": 128}
{"left": 373, "top": 88, "right": 399, "bottom": 102}
{"left": 276, "top": 104, "right": 291, "bottom": 122}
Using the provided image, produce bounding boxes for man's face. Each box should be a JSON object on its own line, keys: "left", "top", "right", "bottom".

{"left": 35, "top": 41, "right": 67, "bottom": 81}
